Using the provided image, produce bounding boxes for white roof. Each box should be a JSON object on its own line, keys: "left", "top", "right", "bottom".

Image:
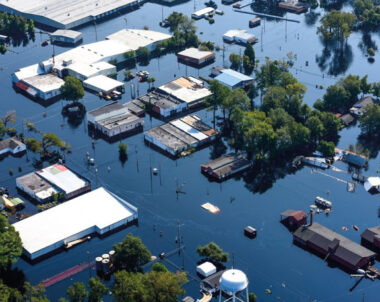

{"left": 196, "top": 261, "right": 216, "bottom": 276}
{"left": 13, "top": 64, "right": 45, "bottom": 81}
{"left": 36, "top": 164, "right": 87, "bottom": 195}
{"left": 223, "top": 29, "right": 256, "bottom": 41}
{"left": 84, "top": 75, "right": 124, "bottom": 92}
{"left": 51, "top": 29, "right": 82, "bottom": 39}
{"left": 0, "top": 0, "right": 140, "bottom": 29}
{"left": 364, "top": 177, "right": 380, "bottom": 192}
{"left": 219, "top": 269, "right": 248, "bottom": 293}
{"left": 67, "top": 62, "right": 115, "bottom": 79}
{"left": 192, "top": 7, "right": 215, "bottom": 17}
{"left": 170, "top": 119, "right": 208, "bottom": 141}
{"left": 21, "top": 74, "right": 64, "bottom": 93}
{"left": 177, "top": 47, "right": 214, "bottom": 60}
{"left": 106, "top": 29, "right": 172, "bottom": 49}
{"left": 12, "top": 187, "right": 137, "bottom": 256}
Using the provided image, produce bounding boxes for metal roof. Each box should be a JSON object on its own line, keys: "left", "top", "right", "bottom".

{"left": 83, "top": 75, "right": 124, "bottom": 92}
{"left": 177, "top": 47, "right": 215, "bottom": 60}
{"left": 361, "top": 226, "right": 380, "bottom": 243}
{"left": 215, "top": 69, "right": 253, "bottom": 87}
{"left": 51, "top": 30, "right": 82, "bottom": 39}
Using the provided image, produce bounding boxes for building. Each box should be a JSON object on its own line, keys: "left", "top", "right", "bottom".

{"left": 87, "top": 102, "right": 144, "bottom": 138}
{"left": 0, "top": 137, "right": 26, "bottom": 157}
{"left": 66, "top": 62, "right": 116, "bottom": 81}
{"left": 16, "top": 74, "right": 64, "bottom": 101}
{"left": 201, "top": 153, "right": 252, "bottom": 181}
{"left": 177, "top": 47, "right": 215, "bottom": 66}
{"left": 196, "top": 261, "right": 217, "bottom": 278}
{"left": 36, "top": 164, "right": 91, "bottom": 200}
{"left": 157, "top": 76, "right": 212, "bottom": 108}
{"left": 4, "top": 197, "right": 25, "bottom": 211}
{"left": 83, "top": 75, "right": 124, "bottom": 94}
{"left": 144, "top": 115, "right": 218, "bottom": 157}
{"left": 293, "top": 222, "right": 376, "bottom": 271}
{"left": 12, "top": 187, "right": 138, "bottom": 261}
{"left": 0, "top": 0, "right": 142, "bottom": 29}
{"left": 280, "top": 209, "right": 307, "bottom": 230}
{"left": 214, "top": 69, "right": 254, "bottom": 90}
{"left": 342, "top": 150, "right": 367, "bottom": 167}
{"left": 138, "top": 77, "right": 212, "bottom": 118}
{"left": 278, "top": 1, "right": 307, "bottom": 13}
{"left": 249, "top": 17, "right": 261, "bottom": 27}
{"left": 349, "top": 96, "right": 374, "bottom": 116}
{"left": 51, "top": 30, "right": 83, "bottom": 45}
{"left": 339, "top": 113, "right": 354, "bottom": 126}
{"left": 192, "top": 7, "right": 215, "bottom": 19}
{"left": 223, "top": 29, "right": 258, "bottom": 44}
{"left": 16, "top": 172, "right": 58, "bottom": 203}
{"left": 361, "top": 226, "right": 380, "bottom": 253}
{"left": 200, "top": 270, "right": 225, "bottom": 294}
{"left": 12, "top": 29, "right": 172, "bottom": 99}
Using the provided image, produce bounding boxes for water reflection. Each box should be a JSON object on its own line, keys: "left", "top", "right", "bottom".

{"left": 358, "top": 32, "right": 378, "bottom": 56}
{"left": 250, "top": 0, "right": 285, "bottom": 17}
{"left": 304, "top": 11, "right": 321, "bottom": 27}
{"left": 315, "top": 39, "right": 353, "bottom": 76}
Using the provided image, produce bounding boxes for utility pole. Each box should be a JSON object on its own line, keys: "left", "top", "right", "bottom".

{"left": 177, "top": 220, "right": 184, "bottom": 270}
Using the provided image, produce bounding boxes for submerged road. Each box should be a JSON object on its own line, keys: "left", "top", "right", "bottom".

{"left": 234, "top": 9, "right": 301, "bottom": 23}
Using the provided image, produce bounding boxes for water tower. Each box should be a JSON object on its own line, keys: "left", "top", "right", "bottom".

{"left": 218, "top": 269, "right": 249, "bottom": 302}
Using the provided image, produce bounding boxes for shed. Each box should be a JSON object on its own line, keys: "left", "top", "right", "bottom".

{"left": 177, "top": 47, "right": 215, "bottom": 66}
{"left": 83, "top": 75, "right": 124, "bottom": 94}
{"left": 197, "top": 261, "right": 217, "bottom": 278}
{"left": 280, "top": 209, "right": 307, "bottom": 228}
{"left": 244, "top": 226, "right": 257, "bottom": 238}
{"left": 361, "top": 226, "right": 380, "bottom": 252}
{"left": 51, "top": 30, "right": 83, "bottom": 45}
{"left": 214, "top": 69, "right": 253, "bottom": 90}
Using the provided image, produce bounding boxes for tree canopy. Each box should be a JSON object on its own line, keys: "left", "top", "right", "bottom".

{"left": 197, "top": 242, "right": 229, "bottom": 264}
{"left": 60, "top": 76, "right": 84, "bottom": 102}
{"left": 66, "top": 282, "right": 87, "bottom": 302}
{"left": 113, "top": 233, "right": 151, "bottom": 272}
{"left": 88, "top": 277, "right": 107, "bottom": 302}
{"left": 0, "top": 215, "right": 22, "bottom": 271}
{"left": 359, "top": 103, "right": 380, "bottom": 138}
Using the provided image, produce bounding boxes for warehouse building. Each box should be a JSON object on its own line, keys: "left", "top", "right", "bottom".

{"left": 16, "top": 172, "right": 57, "bottom": 203}
{"left": 223, "top": 29, "right": 258, "bottom": 45}
{"left": 361, "top": 226, "right": 380, "bottom": 254}
{"left": 87, "top": 102, "right": 143, "bottom": 139}
{"left": 214, "top": 69, "right": 254, "bottom": 90}
{"left": 83, "top": 75, "right": 124, "bottom": 95}
{"left": 51, "top": 30, "right": 83, "bottom": 45}
{"left": 12, "top": 187, "right": 138, "bottom": 261}
{"left": 36, "top": 164, "right": 91, "bottom": 200}
{"left": 293, "top": 222, "right": 376, "bottom": 272}
{"left": 0, "top": 0, "right": 142, "bottom": 29}
{"left": 177, "top": 47, "right": 215, "bottom": 66}
{"left": 66, "top": 62, "right": 116, "bottom": 81}
{"left": 16, "top": 74, "right": 65, "bottom": 101}
{"left": 138, "top": 91, "right": 186, "bottom": 118}
{"left": 144, "top": 115, "right": 218, "bottom": 157}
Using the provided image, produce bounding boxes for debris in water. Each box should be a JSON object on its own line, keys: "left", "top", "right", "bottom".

{"left": 342, "top": 226, "right": 348, "bottom": 231}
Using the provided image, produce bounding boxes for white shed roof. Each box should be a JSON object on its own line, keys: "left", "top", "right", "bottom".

{"left": 196, "top": 261, "right": 216, "bottom": 277}
{"left": 170, "top": 119, "right": 208, "bottom": 141}
{"left": 36, "top": 164, "right": 87, "bottom": 195}
{"left": 12, "top": 187, "right": 137, "bottom": 258}
{"left": 83, "top": 75, "right": 124, "bottom": 92}
{"left": 51, "top": 29, "right": 82, "bottom": 40}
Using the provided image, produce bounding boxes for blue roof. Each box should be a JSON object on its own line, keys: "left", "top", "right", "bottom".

{"left": 214, "top": 69, "right": 253, "bottom": 87}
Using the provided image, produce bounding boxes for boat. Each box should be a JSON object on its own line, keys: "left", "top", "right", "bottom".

{"left": 244, "top": 226, "right": 257, "bottom": 238}
{"left": 301, "top": 156, "right": 330, "bottom": 169}
{"left": 233, "top": 3, "right": 241, "bottom": 8}
{"left": 215, "top": 9, "right": 224, "bottom": 15}
{"left": 159, "top": 19, "right": 170, "bottom": 27}
{"left": 364, "top": 177, "right": 380, "bottom": 193}
{"left": 352, "top": 225, "right": 359, "bottom": 231}
{"left": 352, "top": 172, "right": 367, "bottom": 183}
{"left": 315, "top": 196, "right": 332, "bottom": 208}
{"left": 41, "top": 39, "right": 49, "bottom": 47}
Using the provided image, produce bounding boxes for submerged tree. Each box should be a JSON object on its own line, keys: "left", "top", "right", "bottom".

{"left": 197, "top": 242, "right": 229, "bottom": 265}
{"left": 60, "top": 76, "right": 84, "bottom": 103}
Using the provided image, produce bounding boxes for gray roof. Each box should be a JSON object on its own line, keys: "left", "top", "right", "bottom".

{"left": 201, "top": 270, "right": 225, "bottom": 288}
{"left": 353, "top": 96, "right": 374, "bottom": 108}
{"left": 361, "top": 226, "right": 380, "bottom": 243}
{"left": 0, "top": 137, "right": 24, "bottom": 151}
{"left": 294, "top": 223, "right": 375, "bottom": 266}
{"left": 16, "top": 172, "right": 54, "bottom": 193}
{"left": 88, "top": 102, "right": 124, "bottom": 117}
{"left": 340, "top": 113, "right": 354, "bottom": 125}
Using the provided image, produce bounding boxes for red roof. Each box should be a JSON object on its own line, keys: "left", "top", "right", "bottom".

{"left": 289, "top": 210, "right": 307, "bottom": 222}
{"left": 15, "top": 81, "right": 29, "bottom": 91}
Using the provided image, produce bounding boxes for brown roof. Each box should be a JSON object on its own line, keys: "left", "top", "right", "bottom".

{"left": 0, "top": 138, "right": 24, "bottom": 151}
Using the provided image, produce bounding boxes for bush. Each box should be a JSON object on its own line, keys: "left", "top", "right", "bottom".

{"left": 317, "top": 140, "right": 335, "bottom": 157}
{"left": 9, "top": 168, "right": 13, "bottom": 176}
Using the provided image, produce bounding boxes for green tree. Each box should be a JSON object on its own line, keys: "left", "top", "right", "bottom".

{"left": 360, "top": 75, "right": 371, "bottom": 96}
{"left": 317, "top": 10, "right": 356, "bottom": 49}
{"left": 88, "top": 277, "right": 107, "bottom": 302}
{"left": 318, "top": 140, "right": 335, "bottom": 157}
{"left": 0, "top": 44, "right": 6, "bottom": 55}
{"left": 0, "top": 120, "right": 6, "bottom": 138}
{"left": 247, "top": 83, "right": 258, "bottom": 109}
{"left": 197, "top": 242, "right": 229, "bottom": 265}
{"left": 152, "top": 262, "right": 168, "bottom": 273}
{"left": 167, "top": 12, "right": 187, "bottom": 32}
{"left": 306, "top": 116, "right": 324, "bottom": 142}
{"left": 229, "top": 53, "right": 241, "bottom": 70}
{"left": 60, "top": 76, "right": 84, "bottom": 103}
{"left": 243, "top": 43, "right": 255, "bottom": 73}
{"left": 123, "top": 50, "right": 136, "bottom": 61}
{"left": 372, "top": 82, "right": 380, "bottom": 99}
{"left": 339, "top": 74, "right": 361, "bottom": 102}
{"left": 136, "top": 47, "right": 150, "bottom": 62}
{"left": 0, "top": 215, "right": 22, "bottom": 270}
{"left": 249, "top": 292, "right": 257, "bottom": 302}
{"left": 113, "top": 271, "right": 147, "bottom": 302}
{"left": 359, "top": 103, "right": 380, "bottom": 137}
{"left": 23, "top": 283, "right": 50, "bottom": 302}
{"left": 66, "top": 282, "right": 87, "bottom": 302}
{"left": 207, "top": 80, "right": 231, "bottom": 127}
{"left": 223, "top": 89, "right": 250, "bottom": 121}
{"left": 113, "top": 233, "right": 151, "bottom": 272}
{"left": 261, "top": 86, "right": 287, "bottom": 113}
{"left": 321, "top": 84, "right": 350, "bottom": 112}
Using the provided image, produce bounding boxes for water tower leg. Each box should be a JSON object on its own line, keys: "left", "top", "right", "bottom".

{"left": 245, "top": 287, "right": 249, "bottom": 302}
{"left": 218, "top": 291, "right": 222, "bottom": 302}
{"left": 232, "top": 294, "right": 236, "bottom": 302}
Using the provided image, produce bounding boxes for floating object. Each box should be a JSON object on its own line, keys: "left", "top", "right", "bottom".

{"left": 265, "top": 289, "right": 272, "bottom": 294}
{"left": 88, "top": 158, "right": 95, "bottom": 165}
{"left": 201, "top": 202, "right": 220, "bottom": 214}
{"left": 315, "top": 196, "right": 332, "bottom": 209}
{"left": 352, "top": 225, "right": 359, "bottom": 231}
{"left": 153, "top": 168, "right": 158, "bottom": 175}
{"left": 302, "top": 156, "right": 329, "bottom": 169}
{"left": 342, "top": 226, "right": 348, "bottom": 231}
{"left": 244, "top": 226, "right": 257, "bottom": 239}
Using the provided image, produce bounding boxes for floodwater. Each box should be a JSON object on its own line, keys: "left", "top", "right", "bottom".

{"left": 1, "top": 0, "right": 380, "bottom": 301}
